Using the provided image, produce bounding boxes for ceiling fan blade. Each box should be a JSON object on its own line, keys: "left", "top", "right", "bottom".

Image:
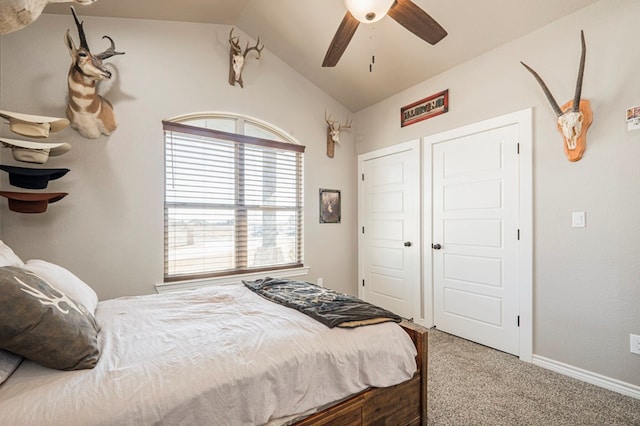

{"left": 322, "top": 11, "right": 360, "bottom": 67}
{"left": 387, "top": 0, "right": 447, "bottom": 45}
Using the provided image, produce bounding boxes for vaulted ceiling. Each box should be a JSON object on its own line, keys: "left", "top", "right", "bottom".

{"left": 45, "top": 0, "right": 600, "bottom": 112}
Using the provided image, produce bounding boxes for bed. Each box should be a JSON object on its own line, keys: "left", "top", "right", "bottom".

{"left": 0, "top": 245, "right": 427, "bottom": 425}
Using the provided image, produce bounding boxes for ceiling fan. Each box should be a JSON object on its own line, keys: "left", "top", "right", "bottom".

{"left": 322, "top": 0, "right": 447, "bottom": 67}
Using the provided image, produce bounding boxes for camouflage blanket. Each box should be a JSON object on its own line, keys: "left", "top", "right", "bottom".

{"left": 242, "top": 277, "right": 402, "bottom": 328}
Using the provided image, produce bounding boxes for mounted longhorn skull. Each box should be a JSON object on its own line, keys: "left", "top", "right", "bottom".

{"left": 0, "top": 0, "right": 96, "bottom": 35}
{"left": 228, "top": 27, "right": 264, "bottom": 88}
{"left": 65, "top": 6, "right": 125, "bottom": 139}
{"left": 521, "top": 30, "right": 591, "bottom": 162}
{"left": 325, "top": 111, "right": 352, "bottom": 158}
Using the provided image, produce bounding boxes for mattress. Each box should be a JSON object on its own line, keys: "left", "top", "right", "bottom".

{"left": 0, "top": 283, "right": 417, "bottom": 425}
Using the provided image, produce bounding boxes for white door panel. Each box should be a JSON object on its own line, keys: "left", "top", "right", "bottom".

{"left": 444, "top": 253, "right": 503, "bottom": 287}
{"left": 433, "top": 124, "right": 520, "bottom": 355}
{"left": 443, "top": 180, "right": 503, "bottom": 210}
{"left": 359, "top": 142, "right": 420, "bottom": 321}
{"left": 443, "top": 288, "right": 503, "bottom": 326}
{"left": 444, "top": 219, "right": 503, "bottom": 247}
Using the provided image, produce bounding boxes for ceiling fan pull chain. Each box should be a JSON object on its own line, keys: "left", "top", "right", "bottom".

{"left": 369, "top": 24, "right": 375, "bottom": 72}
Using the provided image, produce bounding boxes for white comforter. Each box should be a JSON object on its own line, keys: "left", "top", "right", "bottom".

{"left": 0, "top": 283, "right": 417, "bottom": 425}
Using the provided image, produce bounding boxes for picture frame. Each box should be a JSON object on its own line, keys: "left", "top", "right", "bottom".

{"left": 319, "top": 189, "right": 341, "bottom": 224}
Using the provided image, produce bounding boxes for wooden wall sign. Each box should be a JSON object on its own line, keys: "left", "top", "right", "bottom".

{"left": 401, "top": 89, "right": 448, "bottom": 127}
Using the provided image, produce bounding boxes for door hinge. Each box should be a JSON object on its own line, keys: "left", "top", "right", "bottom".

{"left": 362, "top": 226, "right": 365, "bottom": 234}
{"left": 517, "top": 229, "right": 520, "bottom": 240}
{"left": 362, "top": 279, "right": 365, "bottom": 287}
{"left": 517, "top": 315, "right": 520, "bottom": 327}
{"left": 517, "top": 142, "right": 520, "bottom": 154}
{"left": 361, "top": 173, "right": 365, "bottom": 181}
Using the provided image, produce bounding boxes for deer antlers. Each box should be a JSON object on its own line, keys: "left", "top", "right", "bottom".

{"left": 325, "top": 110, "right": 353, "bottom": 158}
{"left": 228, "top": 27, "right": 264, "bottom": 88}
{"left": 325, "top": 111, "right": 353, "bottom": 138}
{"left": 229, "top": 27, "right": 264, "bottom": 58}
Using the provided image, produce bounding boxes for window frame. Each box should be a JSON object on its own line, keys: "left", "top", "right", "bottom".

{"left": 162, "top": 114, "right": 305, "bottom": 283}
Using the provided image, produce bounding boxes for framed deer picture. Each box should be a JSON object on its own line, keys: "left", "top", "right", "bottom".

{"left": 319, "top": 189, "right": 341, "bottom": 224}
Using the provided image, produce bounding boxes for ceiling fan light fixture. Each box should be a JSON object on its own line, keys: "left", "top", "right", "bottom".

{"left": 344, "top": 0, "right": 394, "bottom": 23}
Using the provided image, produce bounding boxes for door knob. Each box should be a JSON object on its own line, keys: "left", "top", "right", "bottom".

{"left": 404, "top": 241, "right": 412, "bottom": 247}
{"left": 432, "top": 243, "right": 442, "bottom": 250}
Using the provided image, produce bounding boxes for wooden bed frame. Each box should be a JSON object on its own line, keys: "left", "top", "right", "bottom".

{"left": 294, "top": 320, "right": 428, "bottom": 425}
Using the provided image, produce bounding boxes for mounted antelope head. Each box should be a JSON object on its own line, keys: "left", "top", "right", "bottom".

{"left": 521, "top": 31, "right": 591, "bottom": 162}
{"left": 65, "top": 6, "right": 124, "bottom": 139}
{"left": 228, "top": 27, "right": 264, "bottom": 88}
{"left": 0, "top": 0, "right": 96, "bottom": 35}
{"left": 325, "top": 111, "right": 352, "bottom": 158}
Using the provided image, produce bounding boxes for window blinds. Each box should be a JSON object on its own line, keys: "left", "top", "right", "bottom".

{"left": 163, "top": 121, "right": 304, "bottom": 281}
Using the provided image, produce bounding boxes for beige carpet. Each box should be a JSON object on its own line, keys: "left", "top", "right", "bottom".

{"left": 427, "top": 329, "right": 640, "bottom": 425}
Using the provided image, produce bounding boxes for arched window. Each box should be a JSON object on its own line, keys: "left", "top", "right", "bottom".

{"left": 162, "top": 113, "right": 305, "bottom": 282}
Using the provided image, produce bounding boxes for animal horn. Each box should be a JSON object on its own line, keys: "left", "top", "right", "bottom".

{"left": 95, "top": 36, "right": 125, "bottom": 60}
{"left": 572, "top": 30, "right": 586, "bottom": 113}
{"left": 325, "top": 109, "right": 333, "bottom": 126}
{"left": 70, "top": 6, "right": 89, "bottom": 50}
{"left": 520, "top": 61, "right": 563, "bottom": 117}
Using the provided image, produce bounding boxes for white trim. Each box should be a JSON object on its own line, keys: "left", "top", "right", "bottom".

{"left": 357, "top": 139, "right": 420, "bottom": 162}
{"left": 155, "top": 266, "right": 311, "bottom": 294}
{"left": 422, "top": 139, "right": 434, "bottom": 328}
{"left": 533, "top": 355, "right": 640, "bottom": 400}
{"left": 422, "top": 108, "right": 533, "bottom": 362}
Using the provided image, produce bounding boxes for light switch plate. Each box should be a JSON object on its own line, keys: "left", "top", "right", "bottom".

{"left": 631, "top": 334, "right": 640, "bottom": 355}
{"left": 572, "top": 212, "right": 586, "bottom": 228}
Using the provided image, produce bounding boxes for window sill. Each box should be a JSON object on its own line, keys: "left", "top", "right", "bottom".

{"left": 155, "top": 266, "right": 311, "bottom": 294}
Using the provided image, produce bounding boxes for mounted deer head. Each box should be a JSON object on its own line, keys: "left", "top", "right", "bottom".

{"left": 325, "top": 111, "right": 352, "bottom": 158}
{"left": 0, "top": 0, "right": 96, "bottom": 35}
{"left": 65, "top": 6, "right": 124, "bottom": 139}
{"left": 521, "top": 30, "right": 591, "bottom": 162}
{"left": 228, "top": 27, "right": 264, "bottom": 88}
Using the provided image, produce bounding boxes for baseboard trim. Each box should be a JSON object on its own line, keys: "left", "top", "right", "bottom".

{"left": 532, "top": 355, "right": 640, "bottom": 400}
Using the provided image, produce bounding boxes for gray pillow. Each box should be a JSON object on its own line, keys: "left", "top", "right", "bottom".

{"left": 0, "top": 266, "right": 100, "bottom": 370}
{"left": 0, "top": 349, "right": 23, "bottom": 384}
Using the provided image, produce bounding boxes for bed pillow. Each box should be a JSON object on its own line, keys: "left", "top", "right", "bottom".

{"left": 0, "top": 349, "right": 23, "bottom": 385}
{"left": 0, "top": 240, "right": 25, "bottom": 268}
{"left": 0, "top": 266, "right": 100, "bottom": 370}
{"left": 25, "top": 259, "right": 98, "bottom": 315}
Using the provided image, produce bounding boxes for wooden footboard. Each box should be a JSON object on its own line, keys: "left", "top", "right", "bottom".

{"left": 294, "top": 320, "right": 428, "bottom": 425}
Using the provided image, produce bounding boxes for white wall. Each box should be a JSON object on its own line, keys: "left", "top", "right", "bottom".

{"left": 355, "top": 0, "right": 640, "bottom": 388}
{"left": 0, "top": 15, "right": 358, "bottom": 299}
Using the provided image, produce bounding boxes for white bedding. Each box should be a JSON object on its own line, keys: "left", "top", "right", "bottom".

{"left": 0, "top": 283, "right": 417, "bottom": 425}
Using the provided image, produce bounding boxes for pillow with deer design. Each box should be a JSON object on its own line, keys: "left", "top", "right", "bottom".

{"left": 0, "top": 266, "right": 100, "bottom": 370}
